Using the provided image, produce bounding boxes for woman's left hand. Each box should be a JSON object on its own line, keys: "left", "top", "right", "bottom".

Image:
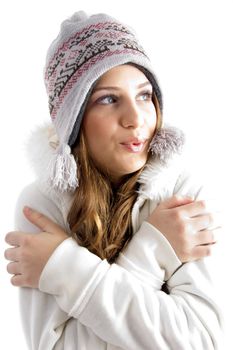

{"left": 4, "top": 207, "right": 68, "bottom": 288}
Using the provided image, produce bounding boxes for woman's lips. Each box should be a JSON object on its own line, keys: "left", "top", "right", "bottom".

{"left": 120, "top": 141, "right": 146, "bottom": 153}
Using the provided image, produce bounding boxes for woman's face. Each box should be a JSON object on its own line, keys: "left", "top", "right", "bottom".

{"left": 83, "top": 64, "right": 157, "bottom": 183}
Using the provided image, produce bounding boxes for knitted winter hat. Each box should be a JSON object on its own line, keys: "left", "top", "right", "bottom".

{"left": 44, "top": 10, "right": 163, "bottom": 192}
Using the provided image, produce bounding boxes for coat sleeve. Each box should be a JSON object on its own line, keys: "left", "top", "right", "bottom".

{"left": 38, "top": 171, "right": 224, "bottom": 350}
{"left": 14, "top": 183, "right": 71, "bottom": 350}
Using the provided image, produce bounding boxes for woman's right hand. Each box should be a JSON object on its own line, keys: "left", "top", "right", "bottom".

{"left": 148, "top": 195, "right": 221, "bottom": 262}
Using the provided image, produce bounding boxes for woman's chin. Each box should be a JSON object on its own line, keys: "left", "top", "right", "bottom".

{"left": 110, "top": 160, "right": 146, "bottom": 179}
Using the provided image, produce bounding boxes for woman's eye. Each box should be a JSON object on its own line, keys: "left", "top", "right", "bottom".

{"left": 97, "top": 95, "right": 117, "bottom": 105}
{"left": 139, "top": 91, "right": 153, "bottom": 101}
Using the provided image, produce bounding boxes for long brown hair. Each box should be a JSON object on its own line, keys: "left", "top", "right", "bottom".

{"left": 67, "top": 94, "right": 162, "bottom": 263}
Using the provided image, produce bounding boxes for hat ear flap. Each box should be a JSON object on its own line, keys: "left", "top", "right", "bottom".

{"left": 68, "top": 86, "right": 94, "bottom": 148}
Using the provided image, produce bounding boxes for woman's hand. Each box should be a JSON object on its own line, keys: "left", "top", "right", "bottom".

{"left": 148, "top": 196, "right": 221, "bottom": 262}
{"left": 4, "top": 207, "right": 68, "bottom": 288}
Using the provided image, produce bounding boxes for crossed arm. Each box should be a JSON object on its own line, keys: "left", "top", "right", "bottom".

{"left": 5, "top": 195, "right": 219, "bottom": 288}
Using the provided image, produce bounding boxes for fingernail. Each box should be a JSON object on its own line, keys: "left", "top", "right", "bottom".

{"left": 24, "top": 206, "right": 33, "bottom": 215}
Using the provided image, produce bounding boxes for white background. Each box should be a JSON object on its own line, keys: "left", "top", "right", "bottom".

{"left": 1, "top": 0, "right": 232, "bottom": 348}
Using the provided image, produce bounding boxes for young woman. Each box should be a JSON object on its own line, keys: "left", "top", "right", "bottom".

{"left": 4, "top": 11, "right": 223, "bottom": 349}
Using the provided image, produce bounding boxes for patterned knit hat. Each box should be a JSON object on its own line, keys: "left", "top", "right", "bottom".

{"left": 44, "top": 11, "right": 163, "bottom": 191}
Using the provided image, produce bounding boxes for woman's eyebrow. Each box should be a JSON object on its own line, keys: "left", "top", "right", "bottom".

{"left": 137, "top": 81, "right": 152, "bottom": 89}
{"left": 93, "top": 81, "right": 152, "bottom": 92}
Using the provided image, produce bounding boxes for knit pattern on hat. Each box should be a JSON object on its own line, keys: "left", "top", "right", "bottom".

{"left": 46, "top": 18, "right": 146, "bottom": 122}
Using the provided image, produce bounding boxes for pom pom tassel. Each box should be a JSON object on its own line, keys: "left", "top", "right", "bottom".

{"left": 149, "top": 126, "right": 185, "bottom": 162}
{"left": 48, "top": 143, "right": 78, "bottom": 192}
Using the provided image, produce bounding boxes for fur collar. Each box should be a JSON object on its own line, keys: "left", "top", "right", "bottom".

{"left": 25, "top": 123, "right": 185, "bottom": 201}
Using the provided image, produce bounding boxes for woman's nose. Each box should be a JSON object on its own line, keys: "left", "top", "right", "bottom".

{"left": 121, "top": 100, "right": 144, "bottom": 129}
